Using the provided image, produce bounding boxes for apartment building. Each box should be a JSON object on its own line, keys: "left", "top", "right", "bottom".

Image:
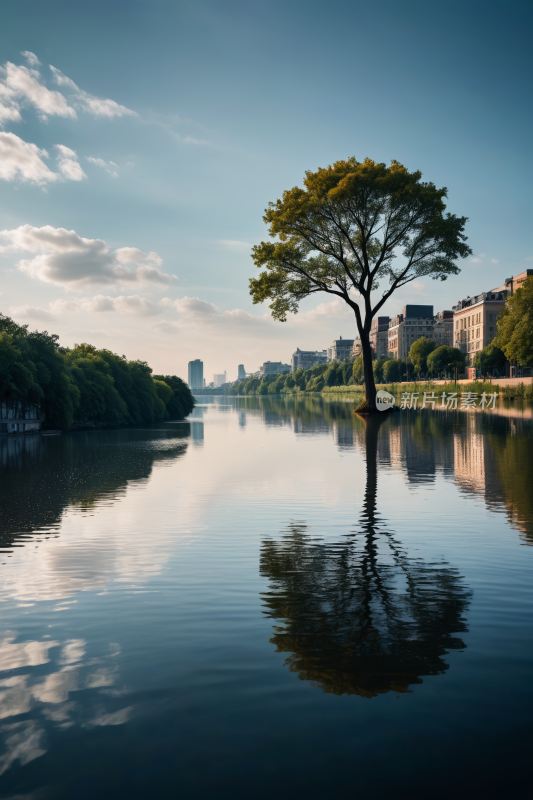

{"left": 291, "top": 348, "right": 328, "bottom": 371}
{"left": 453, "top": 269, "right": 533, "bottom": 367}
{"left": 351, "top": 338, "right": 362, "bottom": 357}
{"left": 388, "top": 305, "right": 434, "bottom": 359}
{"left": 327, "top": 336, "right": 355, "bottom": 361}
{"left": 433, "top": 310, "right": 454, "bottom": 347}
{"left": 370, "top": 316, "right": 390, "bottom": 358}
{"left": 261, "top": 361, "right": 291, "bottom": 376}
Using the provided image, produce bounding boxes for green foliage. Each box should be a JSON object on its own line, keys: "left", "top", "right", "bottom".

{"left": 153, "top": 374, "right": 194, "bottom": 418}
{"left": 249, "top": 158, "right": 471, "bottom": 405}
{"left": 373, "top": 357, "right": 390, "bottom": 384}
{"left": 473, "top": 343, "right": 506, "bottom": 375}
{"left": 383, "top": 358, "right": 402, "bottom": 382}
{"left": 409, "top": 337, "right": 437, "bottom": 375}
{"left": 352, "top": 354, "right": 364, "bottom": 384}
{"left": 0, "top": 312, "right": 192, "bottom": 430}
{"left": 494, "top": 276, "right": 533, "bottom": 366}
{"left": 427, "top": 345, "right": 465, "bottom": 376}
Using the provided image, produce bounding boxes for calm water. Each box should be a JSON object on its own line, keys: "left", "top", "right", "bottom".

{"left": 0, "top": 396, "right": 532, "bottom": 797}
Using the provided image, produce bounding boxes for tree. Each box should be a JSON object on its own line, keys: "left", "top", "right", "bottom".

{"left": 352, "top": 354, "right": 366, "bottom": 384}
{"left": 260, "top": 416, "right": 471, "bottom": 696}
{"left": 493, "top": 275, "right": 533, "bottom": 366}
{"left": 250, "top": 158, "right": 471, "bottom": 411}
{"left": 383, "top": 358, "right": 401, "bottom": 383}
{"left": 473, "top": 343, "right": 506, "bottom": 376}
{"left": 153, "top": 374, "right": 195, "bottom": 417}
{"left": 409, "top": 336, "right": 436, "bottom": 377}
{"left": 427, "top": 344, "right": 464, "bottom": 377}
{"left": 373, "top": 357, "right": 390, "bottom": 384}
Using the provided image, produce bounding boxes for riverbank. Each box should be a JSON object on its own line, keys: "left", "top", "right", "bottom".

{"left": 322, "top": 380, "right": 533, "bottom": 401}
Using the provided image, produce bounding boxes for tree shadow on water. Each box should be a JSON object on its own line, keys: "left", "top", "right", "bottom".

{"left": 260, "top": 415, "right": 472, "bottom": 698}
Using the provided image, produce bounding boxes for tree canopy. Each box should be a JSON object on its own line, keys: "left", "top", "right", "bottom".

{"left": 409, "top": 337, "right": 436, "bottom": 375}
{"left": 473, "top": 343, "right": 506, "bottom": 375}
{"left": 493, "top": 276, "right": 533, "bottom": 366}
{"left": 0, "top": 313, "right": 194, "bottom": 430}
{"left": 427, "top": 344, "right": 465, "bottom": 375}
{"left": 250, "top": 157, "right": 471, "bottom": 409}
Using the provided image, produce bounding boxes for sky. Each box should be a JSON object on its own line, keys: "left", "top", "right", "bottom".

{"left": 1, "top": 0, "right": 531, "bottom": 382}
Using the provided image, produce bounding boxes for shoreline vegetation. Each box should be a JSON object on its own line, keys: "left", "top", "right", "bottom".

{"left": 222, "top": 359, "right": 533, "bottom": 402}
{"left": 0, "top": 313, "right": 194, "bottom": 431}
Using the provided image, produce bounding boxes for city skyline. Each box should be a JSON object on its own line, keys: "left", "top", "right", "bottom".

{"left": 1, "top": 1, "right": 532, "bottom": 383}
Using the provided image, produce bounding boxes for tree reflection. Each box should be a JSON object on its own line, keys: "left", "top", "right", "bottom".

{"left": 260, "top": 415, "right": 472, "bottom": 697}
{"left": 0, "top": 427, "right": 190, "bottom": 549}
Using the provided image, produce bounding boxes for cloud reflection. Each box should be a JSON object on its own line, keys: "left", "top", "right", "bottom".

{"left": 0, "top": 630, "right": 130, "bottom": 777}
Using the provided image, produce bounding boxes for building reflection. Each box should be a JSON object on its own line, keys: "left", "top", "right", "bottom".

{"left": 261, "top": 415, "right": 472, "bottom": 697}
{"left": 190, "top": 421, "right": 204, "bottom": 445}
{"left": 231, "top": 395, "right": 533, "bottom": 543}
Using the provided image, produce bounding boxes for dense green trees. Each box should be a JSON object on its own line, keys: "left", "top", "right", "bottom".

{"left": 409, "top": 336, "right": 436, "bottom": 376}
{"left": 493, "top": 275, "right": 533, "bottom": 367}
{"left": 473, "top": 343, "right": 506, "bottom": 376}
{"left": 0, "top": 313, "right": 194, "bottom": 430}
{"left": 383, "top": 358, "right": 402, "bottom": 383}
{"left": 427, "top": 345, "right": 465, "bottom": 377}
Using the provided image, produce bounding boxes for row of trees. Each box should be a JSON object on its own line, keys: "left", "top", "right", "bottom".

{"left": 228, "top": 336, "right": 469, "bottom": 396}
{"left": 0, "top": 313, "right": 194, "bottom": 430}
{"left": 476, "top": 275, "right": 533, "bottom": 372}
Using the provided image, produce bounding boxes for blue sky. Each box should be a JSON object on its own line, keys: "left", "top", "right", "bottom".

{"left": 1, "top": 0, "right": 531, "bottom": 380}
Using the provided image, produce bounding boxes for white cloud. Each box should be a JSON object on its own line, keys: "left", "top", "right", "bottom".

{"left": 85, "top": 156, "right": 118, "bottom": 178}
{"left": 0, "top": 225, "right": 174, "bottom": 288}
{"left": 0, "top": 131, "right": 58, "bottom": 184}
{"left": 216, "top": 240, "right": 253, "bottom": 249}
{"left": 470, "top": 257, "right": 482, "bottom": 263}
{"left": 55, "top": 144, "right": 87, "bottom": 181}
{"left": 9, "top": 305, "right": 55, "bottom": 322}
{"left": 20, "top": 51, "right": 41, "bottom": 68}
{"left": 0, "top": 56, "right": 135, "bottom": 128}
{"left": 491, "top": 258, "right": 499, "bottom": 264}
{"left": 52, "top": 295, "right": 161, "bottom": 316}
{"left": 0, "top": 132, "right": 87, "bottom": 185}
{"left": 0, "top": 61, "right": 76, "bottom": 122}
{"left": 50, "top": 65, "right": 136, "bottom": 118}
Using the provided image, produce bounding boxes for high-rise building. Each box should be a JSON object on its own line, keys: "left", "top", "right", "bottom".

{"left": 291, "top": 348, "right": 328, "bottom": 372}
{"left": 188, "top": 359, "right": 204, "bottom": 390}
{"left": 213, "top": 372, "right": 227, "bottom": 387}
{"left": 237, "top": 364, "right": 246, "bottom": 381}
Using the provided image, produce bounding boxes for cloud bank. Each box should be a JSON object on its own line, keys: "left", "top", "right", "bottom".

{"left": 0, "top": 225, "right": 174, "bottom": 288}
{"left": 0, "top": 55, "right": 135, "bottom": 127}
{"left": 0, "top": 133, "right": 86, "bottom": 185}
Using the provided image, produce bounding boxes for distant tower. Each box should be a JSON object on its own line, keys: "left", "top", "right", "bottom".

{"left": 188, "top": 359, "right": 204, "bottom": 390}
{"left": 238, "top": 364, "right": 246, "bottom": 381}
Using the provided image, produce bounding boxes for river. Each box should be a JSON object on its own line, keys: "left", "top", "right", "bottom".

{"left": 0, "top": 395, "right": 532, "bottom": 797}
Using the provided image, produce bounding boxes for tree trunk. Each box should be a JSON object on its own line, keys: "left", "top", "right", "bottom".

{"left": 358, "top": 328, "right": 378, "bottom": 412}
